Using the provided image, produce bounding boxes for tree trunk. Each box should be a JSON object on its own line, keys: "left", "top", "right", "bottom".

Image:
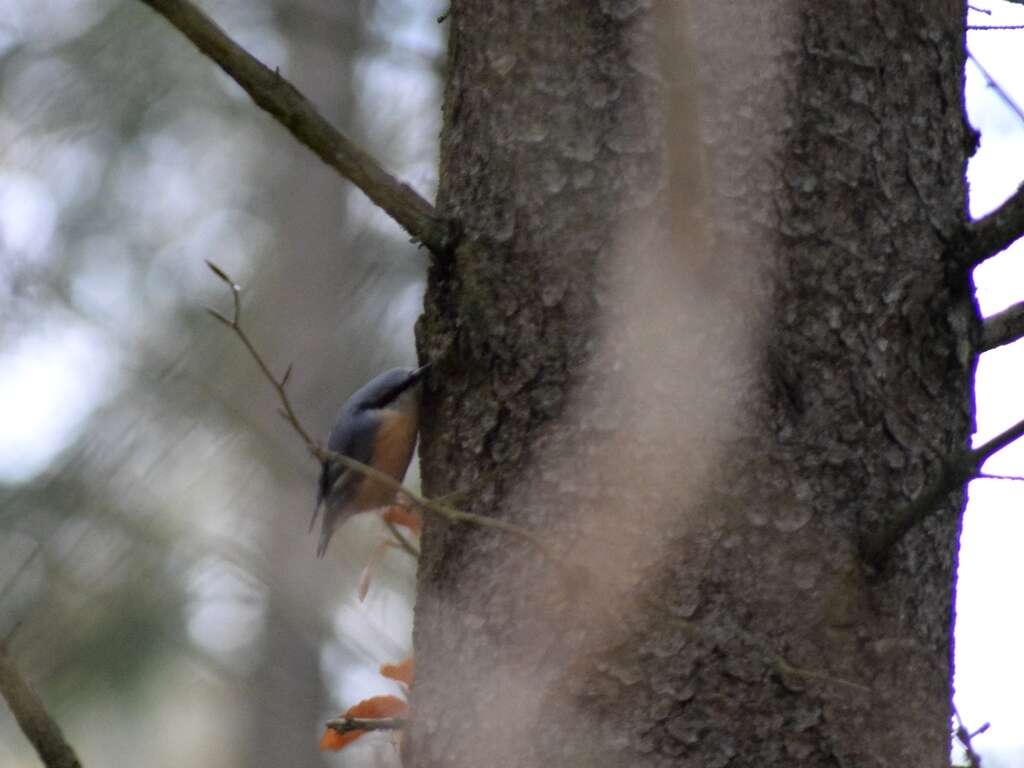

{"left": 238, "top": 3, "right": 370, "bottom": 766}
{"left": 413, "top": 2, "right": 973, "bottom": 767}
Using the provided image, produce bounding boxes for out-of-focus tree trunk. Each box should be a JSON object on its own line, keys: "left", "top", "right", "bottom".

{"left": 412, "top": 2, "right": 972, "bottom": 767}
{"left": 238, "top": 2, "right": 371, "bottom": 766}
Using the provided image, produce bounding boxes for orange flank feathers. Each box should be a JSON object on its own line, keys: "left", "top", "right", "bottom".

{"left": 380, "top": 657, "right": 415, "bottom": 687}
{"left": 319, "top": 695, "right": 408, "bottom": 752}
{"left": 382, "top": 505, "right": 422, "bottom": 536}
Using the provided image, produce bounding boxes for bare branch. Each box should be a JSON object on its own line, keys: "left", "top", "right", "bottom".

{"left": 969, "top": 24, "right": 1024, "bottom": 30}
{"left": 862, "top": 414, "right": 1024, "bottom": 567}
{"left": 980, "top": 300, "right": 1024, "bottom": 352}
{"left": 959, "top": 181, "right": 1024, "bottom": 267}
{"left": 0, "top": 645, "right": 83, "bottom": 768}
{"left": 206, "top": 265, "right": 565, "bottom": 568}
{"left": 326, "top": 716, "right": 407, "bottom": 735}
{"left": 137, "top": 0, "right": 455, "bottom": 254}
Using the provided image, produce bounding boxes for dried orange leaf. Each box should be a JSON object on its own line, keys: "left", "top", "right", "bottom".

{"left": 380, "top": 657, "right": 415, "bottom": 687}
{"left": 320, "top": 729, "right": 362, "bottom": 751}
{"left": 382, "top": 506, "right": 422, "bottom": 536}
{"left": 319, "top": 695, "right": 408, "bottom": 752}
{"left": 344, "top": 694, "right": 408, "bottom": 719}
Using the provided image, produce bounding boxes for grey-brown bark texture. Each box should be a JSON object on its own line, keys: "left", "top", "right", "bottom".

{"left": 412, "top": 2, "right": 973, "bottom": 767}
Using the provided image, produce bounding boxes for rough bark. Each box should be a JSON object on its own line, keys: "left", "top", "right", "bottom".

{"left": 413, "top": 2, "right": 973, "bottom": 767}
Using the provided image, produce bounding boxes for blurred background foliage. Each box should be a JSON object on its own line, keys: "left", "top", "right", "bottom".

{"left": 0, "top": 1, "right": 441, "bottom": 765}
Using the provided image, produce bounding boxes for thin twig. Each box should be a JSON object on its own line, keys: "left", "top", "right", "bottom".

{"left": 969, "top": 24, "right": 1024, "bottom": 30}
{"left": 952, "top": 703, "right": 986, "bottom": 768}
{"left": 323, "top": 449, "right": 565, "bottom": 564}
{"left": 326, "top": 716, "right": 406, "bottom": 735}
{"left": 980, "top": 300, "right": 1024, "bottom": 352}
{"left": 862, "top": 414, "right": 1024, "bottom": 567}
{"left": 968, "top": 50, "right": 1024, "bottom": 127}
{"left": 0, "top": 645, "right": 82, "bottom": 768}
{"left": 206, "top": 262, "right": 415, "bottom": 555}
{"left": 137, "top": 0, "right": 455, "bottom": 254}
{"left": 968, "top": 5, "right": 992, "bottom": 14}
{"left": 975, "top": 472, "right": 1024, "bottom": 482}
{"left": 432, "top": 474, "right": 495, "bottom": 506}
{"left": 205, "top": 263, "right": 563, "bottom": 567}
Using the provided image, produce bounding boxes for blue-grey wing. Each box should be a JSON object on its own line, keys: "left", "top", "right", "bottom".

{"left": 310, "top": 407, "right": 377, "bottom": 555}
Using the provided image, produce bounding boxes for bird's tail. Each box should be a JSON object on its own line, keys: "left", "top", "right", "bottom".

{"left": 309, "top": 500, "right": 321, "bottom": 534}
{"left": 316, "top": 518, "right": 334, "bottom": 559}
{"left": 311, "top": 460, "right": 331, "bottom": 533}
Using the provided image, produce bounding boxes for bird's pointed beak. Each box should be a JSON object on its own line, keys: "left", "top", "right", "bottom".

{"left": 410, "top": 362, "right": 432, "bottom": 382}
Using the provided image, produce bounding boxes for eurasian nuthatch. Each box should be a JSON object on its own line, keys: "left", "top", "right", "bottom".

{"left": 311, "top": 364, "right": 429, "bottom": 558}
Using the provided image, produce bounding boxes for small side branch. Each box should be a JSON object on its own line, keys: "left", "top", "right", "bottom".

{"left": 862, "top": 415, "right": 1024, "bottom": 567}
{"left": 957, "top": 51, "right": 1024, "bottom": 268}
{"left": 959, "top": 181, "right": 1024, "bottom": 268}
{"left": 980, "top": 301, "right": 1024, "bottom": 352}
{"left": 326, "top": 716, "right": 406, "bottom": 735}
{"left": 0, "top": 645, "right": 82, "bottom": 768}
{"left": 137, "top": 0, "right": 455, "bottom": 255}
{"left": 952, "top": 704, "right": 987, "bottom": 768}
